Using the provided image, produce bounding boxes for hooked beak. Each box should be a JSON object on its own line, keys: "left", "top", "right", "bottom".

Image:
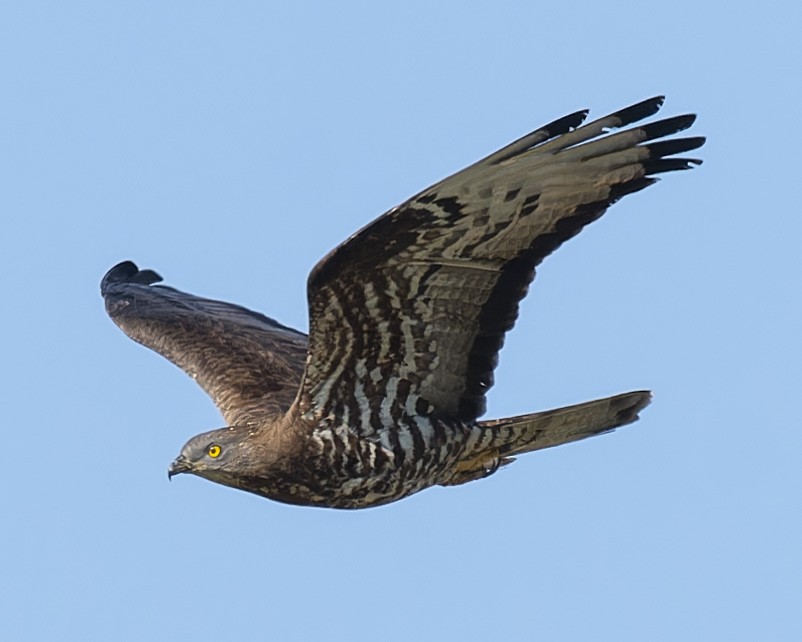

{"left": 168, "top": 455, "right": 192, "bottom": 480}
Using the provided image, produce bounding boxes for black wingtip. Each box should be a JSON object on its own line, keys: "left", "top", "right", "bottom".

{"left": 641, "top": 114, "right": 697, "bottom": 141}
{"left": 643, "top": 157, "right": 703, "bottom": 175}
{"left": 544, "top": 109, "right": 590, "bottom": 138}
{"left": 613, "top": 96, "right": 665, "bottom": 127}
{"left": 642, "top": 135, "right": 706, "bottom": 176}
{"left": 101, "top": 260, "right": 163, "bottom": 295}
{"left": 647, "top": 136, "right": 706, "bottom": 158}
{"left": 608, "top": 176, "right": 658, "bottom": 202}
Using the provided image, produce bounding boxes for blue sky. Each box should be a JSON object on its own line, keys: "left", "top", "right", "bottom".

{"left": 2, "top": 2, "right": 800, "bottom": 640}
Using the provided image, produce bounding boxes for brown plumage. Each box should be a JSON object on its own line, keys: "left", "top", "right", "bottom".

{"left": 101, "top": 96, "right": 703, "bottom": 509}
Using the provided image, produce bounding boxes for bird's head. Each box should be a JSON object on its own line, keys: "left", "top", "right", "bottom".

{"left": 168, "top": 425, "right": 264, "bottom": 486}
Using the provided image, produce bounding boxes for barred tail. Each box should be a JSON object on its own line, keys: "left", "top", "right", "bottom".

{"left": 487, "top": 390, "right": 652, "bottom": 457}
{"left": 442, "top": 391, "right": 651, "bottom": 486}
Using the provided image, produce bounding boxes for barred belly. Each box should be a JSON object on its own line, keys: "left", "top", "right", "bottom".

{"left": 289, "top": 416, "right": 477, "bottom": 509}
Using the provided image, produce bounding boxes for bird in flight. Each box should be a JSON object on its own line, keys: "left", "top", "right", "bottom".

{"left": 102, "top": 96, "right": 704, "bottom": 509}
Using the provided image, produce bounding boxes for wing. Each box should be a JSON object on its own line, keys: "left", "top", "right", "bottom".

{"left": 296, "top": 96, "right": 704, "bottom": 434}
{"left": 101, "top": 261, "right": 308, "bottom": 426}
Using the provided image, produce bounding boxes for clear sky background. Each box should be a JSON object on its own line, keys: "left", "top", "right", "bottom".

{"left": 2, "top": 2, "right": 799, "bottom": 641}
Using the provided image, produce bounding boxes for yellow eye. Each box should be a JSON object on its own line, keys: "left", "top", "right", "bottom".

{"left": 207, "top": 444, "right": 222, "bottom": 458}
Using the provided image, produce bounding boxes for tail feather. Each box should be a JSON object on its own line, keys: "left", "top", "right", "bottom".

{"left": 441, "top": 391, "right": 651, "bottom": 487}
{"left": 486, "top": 390, "right": 652, "bottom": 457}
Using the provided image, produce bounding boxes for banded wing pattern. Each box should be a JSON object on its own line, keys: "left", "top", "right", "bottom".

{"left": 298, "top": 96, "right": 703, "bottom": 450}
{"left": 102, "top": 261, "right": 308, "bottom": 426}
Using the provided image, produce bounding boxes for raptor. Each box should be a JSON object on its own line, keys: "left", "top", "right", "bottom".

{"left": 102, "top": 96, "right": 704, "bottom": 508}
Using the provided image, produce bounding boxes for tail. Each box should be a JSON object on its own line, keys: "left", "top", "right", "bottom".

{"left": 442, "top": 391, "right": 651, "bottom": 486}
{"left": 485, "top": 390, "right": 652, "bottom": 457}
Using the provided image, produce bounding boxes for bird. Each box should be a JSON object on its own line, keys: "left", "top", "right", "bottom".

{"left": 101, "top": 96, "right": 704, "bottom": 509}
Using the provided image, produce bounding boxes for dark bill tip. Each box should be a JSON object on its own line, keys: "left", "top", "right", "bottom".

{"left": 168, "top": 456, "right": 191, "bottom": 480}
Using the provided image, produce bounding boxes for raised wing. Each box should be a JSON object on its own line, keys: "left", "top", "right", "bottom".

{"left": 298, "top": 96, "right": 704, "bottom": 433}
{"left": 101, "top": 261, "right": 308, "bottom": 426}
